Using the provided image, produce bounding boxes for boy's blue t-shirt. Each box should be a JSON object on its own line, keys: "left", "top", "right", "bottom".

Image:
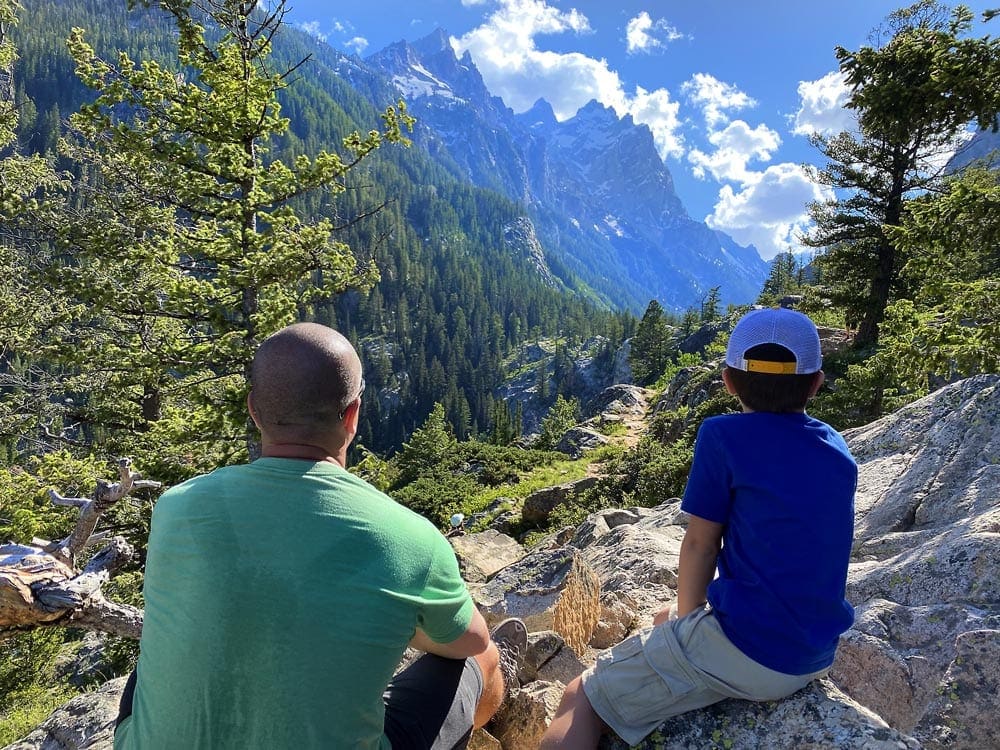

{"left": 681, "top": 411, "right": 856, "bottom": 675}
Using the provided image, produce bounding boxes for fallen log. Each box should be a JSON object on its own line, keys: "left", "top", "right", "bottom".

{"left": 0, "top": 458, "right": 158, "bottom": 639}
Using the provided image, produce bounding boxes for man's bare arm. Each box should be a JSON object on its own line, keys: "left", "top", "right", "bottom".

{"left": 410, "top": 606, "right": 492, "bottom": 659}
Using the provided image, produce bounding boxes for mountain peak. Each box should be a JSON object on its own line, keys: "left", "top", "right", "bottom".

{"left": 575, "top": 99, "right": 618, "bottom": 122}
{"left": 411, "top": 27, "right": 454, "bottom": 59}
{"left": 518, "top": 98, "right": 558, "bottom": 130}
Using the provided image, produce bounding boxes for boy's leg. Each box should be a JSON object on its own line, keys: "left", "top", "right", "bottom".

{"left": 542, "top": 609, "right": 731, "bottom": 749}
{"left": 539, "top": 674, "right": 608, "bottom": 749}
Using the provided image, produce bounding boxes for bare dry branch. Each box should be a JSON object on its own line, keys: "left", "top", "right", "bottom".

{"left": 0, "top": 460, "right": 157, "bottom": 639}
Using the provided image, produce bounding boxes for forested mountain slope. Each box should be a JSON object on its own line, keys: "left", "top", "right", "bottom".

{"left": 8, "top": 0, "right": 629, "bottom": 453}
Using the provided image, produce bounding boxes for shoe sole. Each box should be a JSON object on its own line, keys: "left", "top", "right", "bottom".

{"left": 491, "top": 617, "right": 528, "bottom": 651}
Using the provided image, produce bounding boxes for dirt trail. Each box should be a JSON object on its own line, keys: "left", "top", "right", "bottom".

{"left": 585, "top": 388, "right": 652, "bottom": 476}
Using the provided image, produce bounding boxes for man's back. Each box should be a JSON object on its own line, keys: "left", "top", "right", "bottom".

{"left": 115, "top": 458, "right": 472, "bottom": 749}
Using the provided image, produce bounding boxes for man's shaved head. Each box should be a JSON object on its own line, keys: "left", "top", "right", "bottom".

{"left": 249, "top": 323, "right": 363, "bottom": 441}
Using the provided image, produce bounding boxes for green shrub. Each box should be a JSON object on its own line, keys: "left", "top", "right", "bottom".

{"left": 0, "top": 630, "right": 77, "bottom": 745}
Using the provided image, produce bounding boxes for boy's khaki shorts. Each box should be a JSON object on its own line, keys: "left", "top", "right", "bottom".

{"left": 581, "top": 607, "right": 827, "bottom": 746}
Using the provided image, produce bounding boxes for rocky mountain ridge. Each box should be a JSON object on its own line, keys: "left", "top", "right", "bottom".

{"left": 8, "top": 375, "right": 998, "bottom": 749}
{"left": 353, "top": 29, "right": 769, "bottom": 312}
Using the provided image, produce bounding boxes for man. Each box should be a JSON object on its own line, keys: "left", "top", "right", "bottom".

{"left": 115, "top": 322, "right": 526, "bottom": 749}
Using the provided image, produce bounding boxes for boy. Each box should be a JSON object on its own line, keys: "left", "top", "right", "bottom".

{"left": 540, "top": 307, "right": 857, "bottom": 748}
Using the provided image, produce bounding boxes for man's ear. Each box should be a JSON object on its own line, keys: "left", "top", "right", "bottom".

{"left": 247, "top": 391, "right": 262, "bottom": 429}
{"left": 808, "top": 371, "right": 825, "bottom": 399}
{"left": 342, "top": 398, "right": 362, "bottom": 435}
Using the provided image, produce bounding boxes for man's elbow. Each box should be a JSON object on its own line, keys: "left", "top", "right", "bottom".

{"left": 450, "top": 613, "right": 491, "bottom": 657}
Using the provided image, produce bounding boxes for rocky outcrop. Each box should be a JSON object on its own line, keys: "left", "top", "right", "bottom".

{"left": 521, "top": 476, "right": 599, "bottom": 525}
{"left": 497, "top": 343, "right": 629, "bottom": 434}
{"left": 10, "top": 376, "right": 999, "bottom": 750}
{"left": 474, "top": 548, "right": 600, "bottom": 656}
{"left": 584, "top": 384, "right": 650, "bottom": 418}
{"left": 831, "top": 374, "right": 1000, "bottom": 747}
{"left": 5, "top": 676, "right": 126, "bottom": 750}
{"left": 555, "top": 426, "right": 608, "bottom": 458}
{"left": 597, "top": 680, "right": 920, "bottom": 750}
{"left": 570, "top": 503, "right": 685, "bottom": 627}
{"left": 449, "top": 530, "right": 526, "bottom": 583}
{"left": 519, "top": 630, "right": 588, "bottom": 685}
{"left": 502, "top": 217, "right": 557, "bottom": 288}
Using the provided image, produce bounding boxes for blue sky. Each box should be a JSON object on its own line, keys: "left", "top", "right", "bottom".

{"left": 284, "top": 1, "right": 997, "bottom": 260}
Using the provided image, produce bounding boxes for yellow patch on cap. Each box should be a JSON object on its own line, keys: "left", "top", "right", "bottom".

{"left": 744, "top": 359, "right": 798, "bottom": 375}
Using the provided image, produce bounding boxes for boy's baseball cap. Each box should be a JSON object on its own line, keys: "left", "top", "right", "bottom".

{"left": 725, "top": 308, "right": 822, "bottom": 375}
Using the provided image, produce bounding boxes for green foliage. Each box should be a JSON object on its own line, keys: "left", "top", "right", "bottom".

{"left": 805, "top": 1, "right": 1000, "bottom": 348}
{"left": 651, "top": 352, "right": 703, "bottom": 391}
{"left": 0, "top": 630, "right": 75, "bottom": 746}
{"left": 393, "top": 473, "right": 481, "bottom": 528}
{"left": 629, "top": 299, "right": 672, "bottom": 385}
{"left": 535, "top": 395, "right": 580, "bottom": 451}
{"left": 391, "top": 436, "right": 564, "bottom": 527}
{"left": 884, "top": 167, "right": 1000, "bottom": 385}
{"left": 811, "top": 166, "right": 1000, "bottom": 420}
{"left": 487, "top": 399, "right": 523, "bottom": 445}
{"left": 393, "top": 403, "right": 457, "bottom": 487}
{"left": 0, "top": 451, "right": 109, "bottom": 543}
{"left": 349, "top": 444, "right": 398, "bottom": 493}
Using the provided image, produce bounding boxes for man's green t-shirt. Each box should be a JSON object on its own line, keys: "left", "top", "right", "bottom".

{"left": 115, "top": 458, "right": 474, "bottom": 749}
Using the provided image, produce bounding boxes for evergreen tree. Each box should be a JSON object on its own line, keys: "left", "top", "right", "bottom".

{"left": 0, "top": 0, "right": 70, "bottom": 452}
{"left": 393, "top": 403, "right": 457, "bottom": 485}
{"left": 699, "top": 286, "right": 722, "bottom": 323}
{"left": 535, "top": 395, "right": 579, "bottom": 451}
{"left": 35, "top": 0, "right": 412, "bottom": 458}
{"left": 629, "top": 300, "right": 671, "bottom": 385}
{"left": 879, "top": 167, "right": 1000, "bottom": 389}
{"left": 805, "top": 1, "right": 1000, "bottom": 348}
{"left": 760, "top": 252, "right": 801, "bottom": 301}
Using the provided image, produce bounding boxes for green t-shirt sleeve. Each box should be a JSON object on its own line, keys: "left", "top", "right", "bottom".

{"left": 415, "top": 534, "right": 474, "bottom": 644}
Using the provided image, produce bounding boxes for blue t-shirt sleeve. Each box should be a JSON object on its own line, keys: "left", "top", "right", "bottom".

{"left": 681, "top": 420, "right": 732, "bottom": 524}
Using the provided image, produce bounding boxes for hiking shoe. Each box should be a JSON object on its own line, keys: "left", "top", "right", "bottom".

{"left": 491, "top": 617, "right": 527, "bottom": 698}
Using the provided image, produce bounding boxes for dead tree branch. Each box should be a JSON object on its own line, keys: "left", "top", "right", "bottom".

{"left": 0, "top": 459, "right": 159, "bottom": 640}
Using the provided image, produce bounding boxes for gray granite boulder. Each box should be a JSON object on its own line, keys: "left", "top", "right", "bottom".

{"left": 4, "top": 677, "right": 126, "bottom": 750}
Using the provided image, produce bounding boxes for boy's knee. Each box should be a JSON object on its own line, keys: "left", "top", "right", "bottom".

{"left": 559, "top": 674, "right": 589, "bottom": 708}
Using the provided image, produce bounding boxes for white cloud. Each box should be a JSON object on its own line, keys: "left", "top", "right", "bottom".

{"left": 792, "top": 71, "right": 854, "bottom": 136}
{"left": 682, "top": 73, "right": 756, "bottom": 129}
{"left": 630, "top": 86, "right": 684, "bottom": 160}
{"left": 688, "top": 120, "right": 780, "bottom": 182}
{"left": 453, "top": 0, "right": 684, "bottom": 160}
{"left": 298, "top": 20, "right": 327, "bottom": 42}
{"left": 345, "top": 36, "right": 369, "bottom": 55}
{"left": 706, "top": 164, "right": 832, "bottom": 259}
{"left": 625, "top": 12, "right": 684, "bottom": 54}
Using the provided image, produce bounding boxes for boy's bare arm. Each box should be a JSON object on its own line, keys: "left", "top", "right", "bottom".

{"left": 674, "top": 514, "right": 723, "bottom": 618}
